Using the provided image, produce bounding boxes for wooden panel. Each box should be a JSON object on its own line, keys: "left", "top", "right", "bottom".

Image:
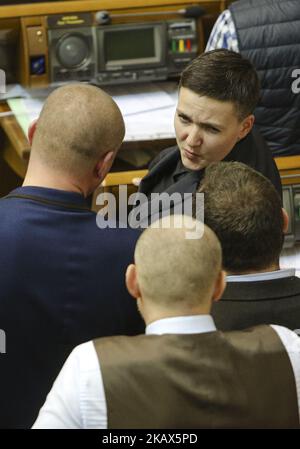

{"left": 101, "top": 169, "right": 148, "bottom": 187}
{"left": 20, "top": 15, "right": 49, "bottom": 86}
{"left": 275, "top": 156, "right": 300, "bottom": 186}
{"left": 0, "top": 102, "right": 30, "bottom": 162}
{"left": 27, "top": 25, "right": 46, "bottom": 55}
{"left": 0, "top": 1, "right": 224, "bottom": 19}
{"left": 275, "top": 155, "right": 300, "bottom": 171}
{"left": 92, "top": 169, "right": 148, "bottom": 213}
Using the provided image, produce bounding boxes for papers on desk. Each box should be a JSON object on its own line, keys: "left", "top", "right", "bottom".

{"left": 4, "top": 82, "right": 178, "bottom": 142}
{"left": 0, "top": 84, "right": 57, "bottom": 101}
{"left": 0, "top": 84, "right": 28, "bottom": 100}
{"left": 107, "top": 81, "right": 177, "bottom": 140}
{"left": 6, "top": 97, "right": 42, "bottom": 137}
{"left": 106, "top": 82, "right": 175, "bottom": 115}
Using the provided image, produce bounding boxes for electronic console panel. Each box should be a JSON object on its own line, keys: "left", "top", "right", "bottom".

{"left": 21, "top": 12, "right": 199, "bottom": 87}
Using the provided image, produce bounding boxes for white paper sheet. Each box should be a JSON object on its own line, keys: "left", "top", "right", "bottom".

{"left": 5, "top": 82, "right": 178, "bottom": 142}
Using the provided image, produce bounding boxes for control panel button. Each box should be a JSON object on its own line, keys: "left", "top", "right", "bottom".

{"left": 30, "top": 56, "right": 46, "bottom": 75}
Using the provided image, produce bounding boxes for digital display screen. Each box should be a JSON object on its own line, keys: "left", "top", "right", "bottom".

{"left": 105, "top": 28, "right": 155, "bottom": 62}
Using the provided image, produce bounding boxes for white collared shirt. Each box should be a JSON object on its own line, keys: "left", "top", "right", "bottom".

{"left": 226, "top": 268, "right": 296, "bottom": 283}
{"left": 146, "top": 315, "right": 216, "bottom": 335}
{"left": 32, "top": 315, "right": 300, "bottom": 429}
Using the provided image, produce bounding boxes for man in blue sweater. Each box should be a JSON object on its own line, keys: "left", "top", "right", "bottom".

{"left": 0, "top": 83, "right": 143, "bottom": 428}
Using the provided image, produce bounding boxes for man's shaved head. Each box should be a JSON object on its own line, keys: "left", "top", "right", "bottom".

{"left": 134, "top": 216, "right": 222, "bottom": 309}
{"left": 31, "top": 83, "right": 125, "bottom": 175}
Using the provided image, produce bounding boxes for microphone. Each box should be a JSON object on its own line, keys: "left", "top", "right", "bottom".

{"left": 95, "top": 5, "right": 206, "bottom": 25}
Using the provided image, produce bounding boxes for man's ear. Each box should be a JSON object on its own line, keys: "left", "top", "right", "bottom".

{"left": 212, "top": 270, "right": 226, "bottom": 303}
{"left": 125, "top": 264, "right": 141, "bottom": 300}
{"left": 28, "top": 119, "right": 38, "bottom": 145}
{"left": 94, "top": 151, "right": 115, "bottom": 182}
{"left": 237, "top": 114, "right": 255, "bottom": 140}
{"left": 282, "top": 207, "right": 289, "bottom": 234}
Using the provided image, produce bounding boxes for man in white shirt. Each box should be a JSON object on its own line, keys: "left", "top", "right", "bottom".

{"left": 33, "top": 216, "right": 300, "bottom": 429}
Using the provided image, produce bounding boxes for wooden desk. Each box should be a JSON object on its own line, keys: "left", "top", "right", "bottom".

{"left": 275, "top": 156, "right": 300, "bottom": 186}
{"left": 0, "top": 102, "right": 29, "bottom": 197}
{"left": 0, "top": 0, "right": 226, "bottom": 192}
{"left": 0, "top": 0, "right": 227, "bottom": 19}
{"left": 0, "top": 97, "right": 176, "bottom": 197}
{"left": 0, "top": 1, "right": 299, "bottom": 191}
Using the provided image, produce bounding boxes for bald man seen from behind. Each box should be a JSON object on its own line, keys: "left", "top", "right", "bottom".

{"left": 34, "top": 216, "right": 300, "bottom": 429}
{"left": 0, "top": 83, "right": 144, "bottom": 429}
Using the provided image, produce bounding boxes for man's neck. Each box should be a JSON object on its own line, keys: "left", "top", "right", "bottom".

{"left": 23, "top": 161, "right": 88, "bottom": 197}
{"left": 142, "top": 305, "right": 211, "bottom": 327}
{"left": 23, "top": 176, "right": 85, "bottom": 196}
{"left": 226, "top": 263, "right": 280, "bottom": 276}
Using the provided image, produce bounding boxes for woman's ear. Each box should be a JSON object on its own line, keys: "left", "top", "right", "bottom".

{"left": 237, "top": 114, "right": 255, "bottom": 140}
{"left": 28, "top": 119, "right": 38, "bottom": 145}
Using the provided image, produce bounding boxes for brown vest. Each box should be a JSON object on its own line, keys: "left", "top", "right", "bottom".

{"left": 93, "top": 325, "right": 299, "bottom": 429}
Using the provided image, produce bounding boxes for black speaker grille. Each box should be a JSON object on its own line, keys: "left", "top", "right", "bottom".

{"left": 56, "top": 34, "right": 90, "bottom": 69}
